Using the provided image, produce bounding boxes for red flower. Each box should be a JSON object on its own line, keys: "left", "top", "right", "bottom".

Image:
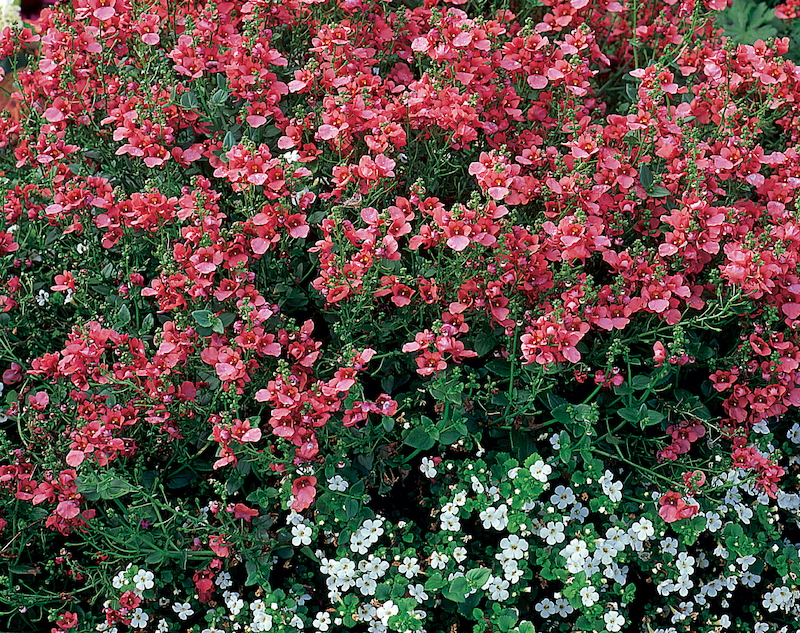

{"left": 233, "top": 503, "right": 259, "bottom": 522}
{"left": 653, "top": 341, "right": 667, "bottom": 366}
{"left": 208, "top": 535, "right": 230, "bottom": 557}
{"left": 291, "top": 476, "right": 317, "bottom": 511}
{"left": 658, "top": 490, "right": 698, "bottom": 523}
{"left": 56, "top": 612, "right": 78, "bottom": 630}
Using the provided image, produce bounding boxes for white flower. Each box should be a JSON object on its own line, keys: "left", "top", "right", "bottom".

{"left": 112, "top": 571, "right": 128, "bottom": 589}
{"left": 365, "top": 557, "right": 389, "bottom": 579}
{"left": 569, "top": 502, "right": 589, "bottom": 523}
{"left": 676, "top": 552, "right": 695, "bottom": 576}
{"left": 361, "top": 518, "right": 384, "bottom": 540}
{"left": 535, "top": 598, "right": 556, "bottom": 618}
{"left": 328, "top": 475, "right": 348, "bottom": 492}
{"left": 453, "top": 491, "right": 467, "bottom": 506}
{"left": 313, "top": 611, "right": 332, "bottom": 631}
{"left": 529, "top": 460, "right": 552, "bottom": 482}
{"left": 399, "top": 557, "right": 420, "bottom": 578}
{"left": 488, "top": 577, "right": 510, "bottom": 601}
{"left": 540, "top": 521, "right": 566, "bottom": 545}
{"left": 551, "top": 485, "right": 576, "bottom": 510}
{"left": 430, "top": 551, "right": 449, "bottom": 569}
{"left": 763, "top": 589, "right": 780, "bottom": 612}
{"left": 293, "top": 524, "right": 313, "bottom": 547}
{"left": 216, "top": 571, "right": 232, "bottom": 589}
{"left": 356, "top": 575, "right": 377, "bottom": 596}
{"left": 350, "top": 533, "right": 369, "bottom": 554}
{"left": 156, "top": 619, "right": 169, "bottom": 633}
{"left": 452, "top": 547, "right": 467, "bottom": 563}
{"left": 555, "top": 596, "right": 573, "bottom": 617}
{"left": 440, "top": 512, "right": 461, "bottom": 532}
{"left": 36, "top": 289, "right": 50, "bottom": 306}
{"left": 788, "top": 423, "right": 800, "bottom": 444}
{"left": 752, "top": 419, "right": 770, "bottom": 434}
{"left": 479, "top": 504, "right": 509, "bottom": 531}
{"left": 0, "top": 0, "right": 20, "bottom": 30}
{"left": 604, "top": 610, "right": 625, "bottom": 632}
{"left": 132, "top": 569, "right": 154, "bottom": 592}
{"left": 420, "top": 457, "right": 437, "bottom": 479}
{"left": 408, "top": 583, "right": 428, "bottom": 602}
{"left": 500, "top": 534, "right": 529, "bottom": 560}
{"left": 129, "top": 609, "right": 149, "bottom": 629}
{"left": 561, "top": 538, "right": 588, "bottom": 560}
{"left": 629, "top": 518, "right": 654, "bottom": 541}
{"left": 441, "top": 501, "right": 458, "bottom": 515}
{"left": 251, "top": 611, "right": 273, "bottom": 632}
{"left": 505, "top": 567, "right": 524, "bottom": 583}
{"left": 283, "top": 150, "right": 302, "bottom": 163}
{"left": 227, "top": 594, "right": 244, "bottom": 616}
{"left": 736, "top": 554, "right": 756, "bottom": 571}
{"left": 675, "top": 575, "right": 694, "bottom": 597}
{"left": 173, "top": 602, "right": 194, "bottom": 620}
{"left": 376, "top": 600, "right": 399, "bottom": 625}
{"left": 580, "top": 586, "right": 599, "bottom": 607}
{"left": 603, "top": 479, "right": 623, "bottom": 503}
{"left": 705, "top": 511, "right": 722, "bottom": 532}
{"left": 734, "top": 503, "right": 753, "bottom": 524}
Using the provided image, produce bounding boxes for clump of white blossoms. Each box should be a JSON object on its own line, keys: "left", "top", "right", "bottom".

{"left": 0, "top": 0, "right": 20, "bottom": 31}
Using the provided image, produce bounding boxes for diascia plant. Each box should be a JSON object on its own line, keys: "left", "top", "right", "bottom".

{"left": 3, "top": 0, "right": 800, "bottom": 631}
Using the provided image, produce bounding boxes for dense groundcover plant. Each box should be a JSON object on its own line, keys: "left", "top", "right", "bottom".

{"left": 3, "top": 0, "right": 800, "bottom": 631}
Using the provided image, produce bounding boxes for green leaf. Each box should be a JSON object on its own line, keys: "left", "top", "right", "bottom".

{"left": 145, "top": 551, "right": 164, "bottom": 565}
{"left": 649, "top": 186, "right": 670, "bottom": 198}
{"left": 404, "top": 426, "right": 437, "bottom": 450}
{"left": 443, "top": 576, "right": 470, "bottom": 603}
{"left": 102, "top": 478, "right": 133, "bottom": 499}
{"left": 8, "top": 564, "right": 37, "bottom": 575}
{"left": 630, "top": 374, "right": 650, "bottom": 390}
{"left": 424, "top": 571, "right": 447, "bottom": 592}
{"left": 301, "top": 546, "right": 319, "bottom": 563}
{"left": 211, "top": 89, "right": 230, "bottom": 105}
{"left": 473, "top": 332, "right": 498, "bottom": 357}
{"left": 116, "top": 304, "right": 131, "bottom": 327}
{"left": 223, "top": 131, "right": 237, "bottom": 151}
{"left": 639, "top": 164, "right": 653, "bottom": 191}
{"left": 549, "top": 404, "right": 571, "bottom": 425}
{"left": 192, "top": 310, "right": 215, "bottom": 327}
{"left": 180, "top": 90, "right": 199, "bottom": 109}
{"left": 646, "top": 410, "right": 665, "bottom": 425}
{"left": 438, "top": 421, "right": 467, "bottom": 445}
{"left": 613, "top": 382, "right": 634, "bottom": 396}
{"left": 718, "top": 0, "right": 778, "bottom": 43}
{"left": 485, "top": 359, "right": 511, "bottom": 377}
{"left": 166, "top": 472, "right": 196, "bottom": 489}
{"left": 466, "top": 568, "right": 491, "bottom": 587}
{"left": 140, "top": 313, "right": 154, "bottom": 334}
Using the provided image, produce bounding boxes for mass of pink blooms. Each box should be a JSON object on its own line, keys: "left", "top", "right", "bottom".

{"left": 0, "top": 0, "right": 799, "bottom": 620}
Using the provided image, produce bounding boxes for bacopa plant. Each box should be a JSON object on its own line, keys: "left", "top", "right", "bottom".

{"left": 2, "top": 0, "right": 800, "bottom": 632}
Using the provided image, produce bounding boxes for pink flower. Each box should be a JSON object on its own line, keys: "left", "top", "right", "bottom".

{"left": 291, "top": 476, "right": 317, "bottom": 511}
{"left": 658, "top": 490, "right": 699, "bottom": 523}
{"left": 653, "top": 341, "right": 667, "bottom": 366}
{"left": 208, "top": 535, "right": 230, "bottom": 557}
